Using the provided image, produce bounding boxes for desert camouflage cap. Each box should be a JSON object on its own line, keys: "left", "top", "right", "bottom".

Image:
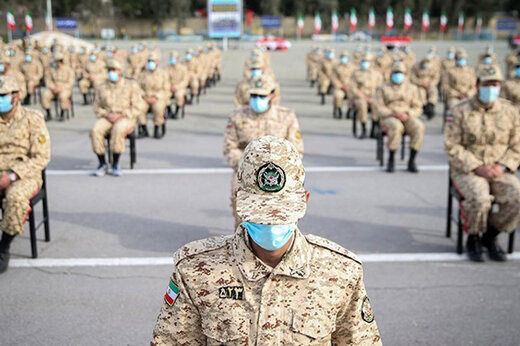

{"left": 477, "top": 64, "right": 503, "bottom": 82}
{"left": 0, "top": 75, "right": 20, "bottom": 93}
{"left": 148, "top": 51, "right": 160, "bottom": 61}
{"left": 250, "top": 57, "right": 264, "bottom": 70}
{"left": 236, "top": 136, "right": 306, "bottom": 225}
{"left": 249, "top": 75, "right": 276, "bottom": 96}
{"left": 53, "top": 52, "right": 64, "bottom": 61}
{"left": 455, "top": 49, "right": 467, "bottom": 60}
{"left": 361, "top": 52, "right": 373, "bottom": 61}
{"left": 106, "top": 59, "right": 122, "bottom": 70}
{"left": 448, "top": 46, "right": 455, "bottom": 53}
{"left": 391, "top": 61, "right": 407, "bottom": 73}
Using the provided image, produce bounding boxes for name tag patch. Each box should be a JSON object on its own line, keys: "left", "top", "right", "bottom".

{"left": 219, "top": 286, "right": 244, "bottom": 300}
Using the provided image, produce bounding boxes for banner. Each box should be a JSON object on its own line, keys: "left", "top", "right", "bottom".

{"left": 7, "top": 11, "right": 15, "bottom": 31}
{"left": 261, "top": 16, "right": 281, "bottom": 28}
{"left": 56, "top": 17, "right": 77, "bottom": 29}
{"left": 332, "top": 11, "right": 339, "bottom": 33}
{"left": 422, "top": 11, "right": 430, "bottom": 32}
{"left": 440, "top": 13, "right": 447, "bottom": 32}
{"left": 25, "top": 13, "right": 33, "bottom": 32}
{"left": 208, "top": 0, "right": 242, "bottom": 38}
{"left": 314, "top": 13, "right": 322, "bottom": 34}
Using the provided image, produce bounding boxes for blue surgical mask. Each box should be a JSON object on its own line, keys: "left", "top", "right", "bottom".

{"left": 391, "top": 72, "right": 405, "bottom": 84}
{"left": 131, "top": 48, "right": 137, "bottom": 53}
{"left": 361, "top": 61, "right": 370, "bottom": 70}
{"left": 456, "top": 58, "right": 467, "bottom": 67}
{"left": 405, "top": 47, "right": 410, "bottom": 53}
{"left": 251, "top": 69, "right": 262, "bottom": 78}
{"left": 242, "top": 221, "right": 296, "bottom": 251}
{"left": 377, "top": 51, "right": 383, "bottom": 57}
{"left": 79, "top": 48, "right": 85, "bottom": 54}
{"left": 90, "top": 55, "right": 96, "bottom": 62}
{"left": 25, "top": 55, "right": 32, "bottom": 62}
{"left": 193, "top": 51, "right": 199, "bottom": 56}
{"left": 138, "top": 45, "right": 143, "bottom": 51}
{"left": 316, "top": 49, "right": 322, "bottom": 54}
{"left": 186, "top": 54, "right": 192, "bottom": 61}
{"left": 147, "top": 61, "right": 156, "bottom": 71}
{"left": 250, "top": 95, "right": 270, "bottom": 113}
{"left": 107, "top": 52, "right": 113, "bottom": 58}
{"left": 340, "top": 57, "right": 348, "bottom": 64}
{"left": 447, "top": 53, "right": 455, "bottom": 59}
{"left": 51, "top": 62, "right": 57, "bottom": 68}
{"left": 108, "top": 71, "right": 119, "bottom": 83}
{"left": 478, "top": 86, "right": 500, "bottom": 104}
{"left": 9, "top": 50, "right": 14, "bottom": 56}
{"left": 483, "top": 57, "right": 492, "bottom": 65}
{"left": 0, "top": 94, "right": 13, "bottom": 113}
{"left": 428, "top": 51, "right": 435, "bottom": 57}
{"left": 42, "top": 48, "right": 48, "bottom": 54}
{"left": 328, "top": 52, "right": 335, "bottom": 59}
{"left": 69, "top": 47, "right": 75, "bottom": 53}
{"left": 515, "top": 67, "right": 520, "bottom": 77}
{"left": 0, "top": 64, "right": 4, "bottom": 73}
{"left": 169, "top": 57, "right": 177, "bottom": 65}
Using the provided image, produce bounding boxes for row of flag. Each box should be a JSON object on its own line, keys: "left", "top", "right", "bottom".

{"left": 298, "top": 8, "right": 482, "bottom": 35}
{"left": 6, "top": 11, "right": 34, "bottom": 32}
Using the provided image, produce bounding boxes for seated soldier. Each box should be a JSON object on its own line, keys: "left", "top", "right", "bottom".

{"left": 41, "top": 53, "right": 75, "bottom": 121}
{"left": 501, "top": 57, "right": 520, "bottom": 112}
{"left": 79, "top": 52, "right": 106, "bottom": 105}
{"left": 90, "top": 60, "right": 145, "bottom": 177}
{"left": 20, "top": 52, "right": 44, "bottom": 105}
{"left": 445, "top": 65, "right": 520, "bottom": 262}
{"left": 332, "top": 50, "right": 355, "bottom": 119}
{"left": 410, "top": 56, "right": 440, "bottom": 120}
{"left": 0, "top": 76, "right": 51, "bottom": 273}
{"left": 166, "top": 51, "right": 189, "bottom": 119}
{"left": 0, "top": 56, "right": 27, "bottom": 104}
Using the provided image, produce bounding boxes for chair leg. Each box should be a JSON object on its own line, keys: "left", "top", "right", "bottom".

{"left": 42, "top": 193, "right": 50, "bottom": 242}
{"left": 130, "top": 137, "right": 136, "bottom": 169}
{"left": 457, "top": 209, "right": 463, "bottom": 254}
{"left": 28, "top": 208, "right": 38, "bottom": 258}
{"left": 446, "top": 186, "right": 453, "bottom": 238}
{"left": 352, "top": 115, "right": 357, "bottom": 137}
{"left": 508, "top": 231, "right": 515, "bottom": 254}
{"left": 401, "top": 136, "right": 406, "bottom": 161}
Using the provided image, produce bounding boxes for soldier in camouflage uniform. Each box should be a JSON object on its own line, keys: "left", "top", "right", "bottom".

{"left": 90, "top": 60, "right": 145, "bottom": 177}
{"left": 375, "top": 61, "right": 425, "bottom": 173}
{"left": 0, "top": 75, "right": 51, "bottom": 273}
{"left": 224, "top": 75, "right": 304, "bottom": 228}
{"left": 20, "top": 52, "right": 43, "bottom": 105}
{"left": 332, "top": 50, "right": 356, "bottom": 119}
{"left": 444, "top": 49, "right": 477, "bottom": 110}
{"left": 151, "top": 136, "right": 382, "bottom": 345}
{"left": 79, "top": 52, "right": 107, "bottom": 105}
{"left": 501, "top": 56, "right": 520, "bottom": 112}
{"left": 410, "top": 55, "right": 440, "bottom": 119}
{"left": 445, "top": 65, "right": 520, "bottom": 262}
{"left": 317, "top": 48, "right": 337, "bottom": 104}
{"left": 0, "top": 56, "right": 27, "bottom": 103}
{"left": 166, "top": 51, "right": 189, "bottom": 119}
{"left": 41, "top": 53, "right": 75, "bottom": 121}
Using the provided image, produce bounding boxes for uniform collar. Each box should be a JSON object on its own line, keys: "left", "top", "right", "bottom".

{"left": 470, "top": 95, "right": 500, "bottom": 113}
{"left": 0, "top": 103, "right": 23, "bottom": 124}
{"left": 232, "top": 225, "right": 311, "bottom": 282}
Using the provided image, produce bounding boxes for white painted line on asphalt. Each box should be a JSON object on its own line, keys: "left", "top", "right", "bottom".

{"left": 10, "top": 252, "right": 520, "bottom": 268}
{"left": 46, "top": 165, "right": 449, "bottom": 176}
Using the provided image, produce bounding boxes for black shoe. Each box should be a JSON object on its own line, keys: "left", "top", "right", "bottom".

{"left": 407, "top": 149, "right": 419, "bottom": 173}
{"left": 154, "top": 126, "right": 160, "bottom": 139}
{"left": 161, "top": 124, "right": 166, "bottom": 138}
{"left": 424, "top": 103, "right": 435, "bottom": 120}
{"left": 320, "top": 94, "right": 325, "bottom": 105}
{"left": 337, "top": 108, "right": 342, "bottom": 119}
{"left": 482, "top": 228, "right": 507, "bottom": 262}
{"left": 467, "top": 234, "right": 484, "bottom": 262}
{"left": 173, "top": 106, "right": 179, "bottom": 119}
{"left": 23, "top": 95, "right": 31, "bottom": 105}
{"left": 359, "top": 124, "right": 367, "bottom": 139}
{"left": 83, "top": 94, "right": 88, "bottom": 105}
{"left": 386, "top": 150, "right": 395, "bottom": 173}
{"left": 370, "top": 122, "right": 377, "bottom": 139}
{"left": 45, "top": 109, "right": 52, "bottom": 121}
{"left": 137, "top": 125, "right": 149, "bottom": 138}
{"left": 59, "top": 110, "right": 65, "bottom": 122}
{"left": 0, "top": 251, "right": 10, "bottom": 274}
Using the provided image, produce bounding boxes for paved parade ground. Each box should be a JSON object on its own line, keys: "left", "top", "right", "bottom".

{"left": 1, "top": 40, "right": 520, "bottom": 345}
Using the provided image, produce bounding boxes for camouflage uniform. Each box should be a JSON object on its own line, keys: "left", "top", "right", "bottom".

{"left": 350, "top": 54, "right": 384, "bottom": 124}
{"left": 410, "top": 56, "right": 440, "bottom": 105}
{"left": 166, "top": 51, "right": 189, "bottom": 108}
{"left": 0, "top": 76, "right": 50, "bottom": 236}
{"left": 0, "top": 56, "right": 27, "bottom": 100}
{"left": 505, "top": 49, "right": 520, "bottom": 78}
{"left": 41, "top": 54, "right": 75, "bottom": 111}
{"left": 445, "top": 66, "right": 520, "bottom": 234}
{"left": 184, "top": 49, "right": 201, "bottom": 97}
{"left": 317, "top": 49, "right": 337, "bottom": 95}
{"left": 332, "top": 50, "right": 356, "bottom": 110}
{"left": 79, "top": 55, "right": 107, "bottom": 95}
{"left": 501, "top": 57, "right": 520, "bottom": 112}
{"left": 20, "top": 55, "right": 44, "bottom": 97}
{"left": 137, "top": 52, "right": 170, "bottom": 126}
{"left": 152, "top": 136, "right": 381, "bottom": 345}
{"left": 444, "top": 50, "right": 477, "bottom": 109}
{"left": 91, "top": 60, "right": 145, "bottom": 156}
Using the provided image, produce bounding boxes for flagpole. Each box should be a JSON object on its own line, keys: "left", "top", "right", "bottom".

{"left": 8, "top": 29, "right": 12, "bottom": 43}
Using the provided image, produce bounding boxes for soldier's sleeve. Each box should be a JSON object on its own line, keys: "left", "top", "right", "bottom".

{"left": 223, "top": 114, "right": 242, "bottom": 169}
{"left": 151, "top": 266, "right": 205, "bottom": 345}
{"left": 286, "top": 111, "right": 304, "bottom": 156}
{"left": 93, "top": 87, "right": 108, "bottom": 119}
{"left": 161, "top": 73, "right": 171, "bottom": 101}
{"left": 128, "top": 81, "right": 146, "bottom": 121}
{"left": 444, "top": 72, "right": 458, "bottom": 98}
{"left": 497, "top": 107, "right": 520, "bottom": 171}
{"left": 332, "top": 264, "right": 382, "bottom": 345}
{"left": 11, "top": 112, "right": 51, "bottom": 180}
{"left": 180, "top": 66, "right": 190, "bottom": 89}
{"left": 407, "top": 85, "right": 423, "bottom": 118}
{"left": 17, "top": 73, "right": 27, "bottom": 100}
{"left": 66, "top": 68, "right": 75, "bottom": 89}
{"left": 374, "top": 86, "right": 392, "bottom": 119}
{"left": 444, "top": 106, "right": 483, "bottom": 173}
{"left": 349, "top": 75, "right": 361, "bottom": 97}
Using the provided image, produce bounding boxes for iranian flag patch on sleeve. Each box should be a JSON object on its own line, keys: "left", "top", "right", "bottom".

{"left": 164, "top": 279, "right": 180, "bottom": 307}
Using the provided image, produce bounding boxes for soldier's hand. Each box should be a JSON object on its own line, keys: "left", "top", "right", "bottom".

{"left": 0, "top": 174, "right": 11, "bottom": 190}
{"left": 490, "top": 164, "right": 505, "bottom": 178}
{"left": 474, "top": 165, "right": 495, "bottom": 180}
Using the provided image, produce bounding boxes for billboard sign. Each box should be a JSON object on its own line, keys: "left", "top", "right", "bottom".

{"left": 496, "top": 18, "right": 518, "bottom": 32}
{"left": 56, "top": 17, "right": 77, "bottom": 30}
{"left": 261, "top": 16, "right": 281, "bottom": 28}
{"left": 208, "top": 0, "right": 242, "bottom": 38}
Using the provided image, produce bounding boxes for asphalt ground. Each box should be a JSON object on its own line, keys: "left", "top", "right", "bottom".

{"left": 1, "top": 40, "right": 519, "bottom": 345}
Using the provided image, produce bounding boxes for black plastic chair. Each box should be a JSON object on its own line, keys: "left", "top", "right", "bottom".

{"left": 53, "top": 96, "right": 75, "bottom": 120}
{"left": 106, "top": 129, "right": 137, "bottom": 169}
{"left": 376, "top": 126, "right": 406, "bottom": 167}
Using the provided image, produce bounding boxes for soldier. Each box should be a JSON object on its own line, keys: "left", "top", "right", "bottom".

{"left": 444, "top": 65, "right": 520, "bottom": 262}
{"left": 224, "top": 75, "right": 304, "bottom": 228}
{"left": 0, "top": 75, "right": 51, "bottom": 273}
{"left": 501, "top": 57, "right": 520, "bottom": 112}
{"left": 41, "top": 53, "right": 75, "bottom": 121}
{"left": 166, "top": 51, "right": 189, "bottom": 119}
{"left": 444, "top": 49, "right": 477, "bottom": 110}
{"left": 234, "top": 58, "right": 263, "bottom": 107}
{"left": 410, "top": 56, "right": 440, "bottom": 120}
{"left": 375, "top": 47, "right": 392, "bottom": 82}
{"left": 79, "top": 52, "right": 106, "bottom": 105}
{"left": 151, "top": 136, "right": 382, "bottom": 345}
{"left": 402, "top": 45, "right": 416, "bottom": 70}
{"left": 137, "top": 52, "right": 170, "bottom": 139}
{"left": 375, "top": 61, "right": 425, "bottom": 173}
{"left": 477, "top": 46, "right": 497, "bottom": 67}
{"left": 350, "top": 53, "right": 383, "bottom": 139}
{"left": 505, "top": 46, "right": 520, "bottom": 78}
{"left": 306, "top": 46, "right": 321, "bottom": 86}
{"left": 20, "top": 51, "right": 44, "bottom": 105}
{"left": 426, "top": 46, "right": 441, "bottom": 74}
{"left": 184, "top": 49, "right": 200, "bottom": 104}
{"left": 317, "top": 48, "right": 337, "bottom": 104}
{"left": 75, "top": 46, "right": 89, "bottom": 79}
{"left": 90, "top": 60, "right": 144, "bottom": 177}
{"left": 0, "top": 56, "right": 27, "bottom": 103}
{"left": 440, "top": 47, "right": 456, "bottom": 97}
{"left": 332, "top": 50, "right": 356, "bottom": 119}
{"left": 39, "top": 46, "right": 52, "bottom": 72}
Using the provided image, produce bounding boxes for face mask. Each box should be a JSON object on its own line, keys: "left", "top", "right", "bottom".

{"left": 42, "top": 48, "right": 48, "bottom": 54}
{"left": 79, "top": 48, "right": 85, "bottom": 54}
{"left": 51, "top": 62, "right": 57, "bottom": 68}
{"left": 515, "top": 67, "right": 520, "bottom": 77}
{"left": 169, "top": 57, "right": 177, "bottom": 65}
{"left": 405, "top": 47, "right": 410, "bottom": 53}
{"left": 186, "top": 54, "right": 192, "bottom": 61}
{"left": 25, "top": 55, "right": 32, "bottom": 62}
{"left": 340, "top": 57, "right": 348, "bottom": 64}
{"left": 147, "top": 61, "right": 156, "bottom": 71}
{"left": 377, "top": 51, "right": 383, "bottom": 57}
{"left": 483, "top": 57, "right": 492, "bottom": 65}
{"left": 422, "top": 63, "right": 430, "bottom": 70}
{"left": 69, "top": 47, "right": 75, "bottom": 53}
{"left": 0, "top": 94, "right": 13, "bottom": 113}
{"left": 251, "top": 69, "right": 262, "bottom": 78}
{"left": 250, "top": 95, "right": 270, "bottom": 113}
{"left": 391, "top": 72, "right": 405, "bottom": 84}
{"left": 361, "top": 61, "right": 370, "bottom": 70}
{"left": 328, "top": 53, "right": 335, "bottom": 59}
{"left": 478, "top": 86, "right": 500, "bottom": 104}
{"left": 138, "top": 45, "right": 143, "bottom": 51}
{"left": 90, "top": 55, "right": 96, "bottom": 62}
{"left": 0, "top": 64, "right": 4, "bottom": 73}
{"left": 9, "top": 50, "right": 15, "bottom": 56}
{"left": 108, "top": 71, "right": 119, "bottom": 83}
{"left": 428, "top": 51, "right": 435, "bottom": 57}
{"left": 107, "top": 52, "right": 113, "bottom": 58}
{"left": 447, "top": 53, "right": 455, "bottom": 59}
{"left": 242, "top": 221, "right": 296, "bottom": 251}
{"left": 193, "top": 51, "right": 199, "bottom": 57}
{"left": 131, "top": 48, "right": 137, "bottom": 53}
{"left": 456, "top": 58, "right": 466, "bottom": 66}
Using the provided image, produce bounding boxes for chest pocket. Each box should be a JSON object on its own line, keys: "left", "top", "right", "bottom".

{"left": 201, "top": 306, "right": 249, "bottom": 346}
{"left": 291, "top": 310, "right": 335, "bottom": 345}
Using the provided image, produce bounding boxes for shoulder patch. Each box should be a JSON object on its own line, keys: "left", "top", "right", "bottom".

{"left": 305, "top": 234, "right": 361, "bottom": 264}
{"left": 173, "top": 235, "right": 232, "bottom": 266}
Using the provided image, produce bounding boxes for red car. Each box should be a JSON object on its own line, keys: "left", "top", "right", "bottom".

{"left": 256, "top": 37, "right": 291, "bottom": 51}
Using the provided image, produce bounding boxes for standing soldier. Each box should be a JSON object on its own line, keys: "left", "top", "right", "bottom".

{"left": 90, "top": 60, "right": 144, "bottom": 177}
{"left": 317, "top": 48, "right": 337, "bottom": 104}
{"left": 0, "top": 56, "right": 27, "bottom": 104}
{"left": 444, "top": 49, "right": 477, "bottom": 110}
{"left": 501, "top": 57, "right": 520, "bottom": 112}
{"left": 184, "top": 49, "right": 200, "bottom": 104}
{"left": 20, "top": 51, "right": 44, "bottom": 105}
{"left": 166, "top": 51, "right": 189, "bottom": 119}
{"left": 332, "top": 50, "right": 356, "bottom": 119}
{"left": 151, "top": 136, "right": 382, "bottom": 345}
{"left": 410, "top": 56, "right": 440, "bottom": 120}
{"left": 79, "top": 52, "right": 106, "bottom": 105}
{"left": 445, "top": 65, "right": 520, "bottom": 262}
{"left": 41, "top": 53, "right": 75, "bottom": 121}
{"left": 0, "top": 75, "right": 51, "bottom": 273}
{"left": 137, "top": 52, "right": 170, "bottom": 139}
{"left": 224, "top": 75, "right": 304, "bottom": 228}
{"left": 375, "top": 61, "right": 425, "bottom": 173}
{"left": 350, "top": 53, "right": 383, "bottom": 139}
